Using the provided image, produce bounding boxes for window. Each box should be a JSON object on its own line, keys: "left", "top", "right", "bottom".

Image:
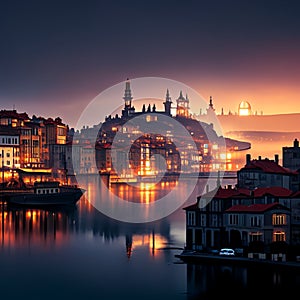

{"left": 229, "top": 214, "right": 239, "bottom": 225}
{"left": 273, "top": 231, "right": 286, "bottom": 242}
{"left": 249, "top": 232, "right": 262, "bottom": 242}
{"left": 201, "top": 214, "right": 206, "bottom": 226}
{"left": 250, "top": 216, "right": 261, "bottom": 227}
{"left": 187, "top": 212, "right": 196, "bottom": 226}
{"left": 272, "top": 214, "right": 287, "bottom": 225}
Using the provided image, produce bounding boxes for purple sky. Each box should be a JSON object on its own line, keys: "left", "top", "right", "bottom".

{"left": 1, "top": 0, "right": 300, "bottom": 127}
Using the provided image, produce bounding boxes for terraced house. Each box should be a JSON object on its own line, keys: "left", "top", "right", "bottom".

{"left": 184, "top": 151, "right": 300, "bottom": 260}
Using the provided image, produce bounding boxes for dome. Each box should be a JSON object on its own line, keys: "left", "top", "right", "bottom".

{"left": 238, "top": 101, "right": 251, "bottom": 116}
{"left": 239, "top": 101, "right": 251, "bottom": 110}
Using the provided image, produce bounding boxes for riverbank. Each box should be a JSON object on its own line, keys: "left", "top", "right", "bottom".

{"left": 175, "top": 250, "right": 300, "bottom": 270}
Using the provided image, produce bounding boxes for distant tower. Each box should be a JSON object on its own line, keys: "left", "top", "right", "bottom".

{"left": 123, "top": 78, "right": 133, "bottom": 109}
{"left": 163, "top": 89, "right": 172, "bottom": 115}
{"left": 209, "top": 96, "right": 214, "bottom": 110}
{"left": 122, "top": 78, "right": 135, "bottom": 117}
{"left": 206, "top": 96, "right": 216, "bottom": 119}
{"left": 176, "top": 91, "right": 190, "bottom": 117}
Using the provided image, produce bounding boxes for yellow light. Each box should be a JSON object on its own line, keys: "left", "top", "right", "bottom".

{"left": 239, "top": 108, "right": 249, "bottom": 116}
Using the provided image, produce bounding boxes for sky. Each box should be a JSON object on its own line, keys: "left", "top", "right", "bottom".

{"left": 1, "top": 0, "right": 300, "bottom": 128}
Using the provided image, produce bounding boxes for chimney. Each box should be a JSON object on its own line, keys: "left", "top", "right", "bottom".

{"left": 294, "top": 138, "right": 299, "bottom": 148}
{"left": 246, "top": 154, "right": 251, "bottom": 164}
{"left": 274, "top": 154, "right": 279, "bottom": 164}
{"left": 258, "top": 156, "right": 261, "bottom": 160}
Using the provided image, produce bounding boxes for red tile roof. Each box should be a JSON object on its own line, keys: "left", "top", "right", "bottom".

{"left": 183, "top": 186, "right": 293, "bottom": 211}
{"left": 225, "top": 202, "right": 289, "bottom": 213}
{"left": 0, "top": 109, "right": 29, "bottom": 120}
{"left": 240, "top": 159, "right": 297, "bottom": 175}
{"left": 198, "top": 186, "right": 250, "bottom": 200}
{"left": 253, "top": 186, "right": 292, "bottom": 197}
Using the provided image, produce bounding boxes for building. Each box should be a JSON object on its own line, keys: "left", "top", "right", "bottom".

{"left": 184, "top": 185, "right": 295, "bottom": 255}
{"left": 224, "top": 203, "right": 290, "bottom": 251}
{"left": 283, "top": 138, "right": 300, "bottom": 171}
{"left": 0, "top": 109, "right": 69, "bottom": 184}
{"left": 94, "top": 80, "right": 251, "bottom": 179}
{"left": 237, "top": 154, "right": 297, "bottom": 191}
{"left": 183, "top": 153, "right": 300, "bottom": 259}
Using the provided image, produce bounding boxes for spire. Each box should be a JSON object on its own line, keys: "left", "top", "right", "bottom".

{"left": 179, "top": 90, "right": 184, "bottom": 99}
{"left": 165, "top": 89, "right": 172, "bottom": 102}
{"left": 209, "top": 96, "right": 213, "bottom": 108}
{"left": 164, "top": 89, "right": 172, "bottom": 115}
{"left": 186, "top": 93, "right": 189, "bottom": 102}
{"left": 123, "top": 78, "right": 133, "bottom": 108}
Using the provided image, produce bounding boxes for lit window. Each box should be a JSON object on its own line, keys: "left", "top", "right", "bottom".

{"left": 273, "top": 231, "right": 286, "bottom": 242}
{"left": 249, "top": 232, "right": 262, "bottom": 242}
{"left": 272, "top": 214, "right": 287, "bottom": 225}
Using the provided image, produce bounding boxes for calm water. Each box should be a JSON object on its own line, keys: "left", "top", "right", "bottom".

{"left": 0, "top": 176, "right": 299, "bottom": 300}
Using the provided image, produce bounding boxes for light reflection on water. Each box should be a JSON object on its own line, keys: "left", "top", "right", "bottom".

{"left": 0, "top": 177, "right": 299, "bottom": 300}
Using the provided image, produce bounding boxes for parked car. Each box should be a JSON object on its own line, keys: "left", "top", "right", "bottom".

{"left": 219, "top": 248, "right": 235, "bottom": 256}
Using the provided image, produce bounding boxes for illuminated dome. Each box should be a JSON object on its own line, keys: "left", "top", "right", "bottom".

{"left": 238, "top": 101, "right": 251, "bottom": 116}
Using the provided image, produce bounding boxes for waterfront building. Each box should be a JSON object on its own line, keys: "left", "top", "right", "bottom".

{"left": 0, "top": 126, "right": 20, "bottom": 183}
{"left": 0, "top": 109, "right": 69, "bottom": 184}
{"left": 237, "top": 154, "right": 297, "bottom": 191}
{"left": 183, "top": 152, "right": 300, "bottom": 259}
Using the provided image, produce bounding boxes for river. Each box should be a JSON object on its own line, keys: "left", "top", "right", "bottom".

{"left": 0, "top": 175, "right": 299, "bottom": 300}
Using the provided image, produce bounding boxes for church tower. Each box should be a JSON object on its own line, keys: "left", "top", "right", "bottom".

{"left": 123, "top": 78, "right": 133, "bottom": 109}
{"left": 206, "top": 96, "right": 215, "bottom": 114}
{"left": 122, "top": 78, "right": 135, "bottom": 117}
{"left": 163, "top": 89, "right": 172, "bottom": 115}
{"left": 176, "top": 91, "right": 190, "bottom": 118}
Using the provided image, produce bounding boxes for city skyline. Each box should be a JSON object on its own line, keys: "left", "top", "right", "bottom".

{"left": 1, "top": 0, "right": 300, "bottom": 128}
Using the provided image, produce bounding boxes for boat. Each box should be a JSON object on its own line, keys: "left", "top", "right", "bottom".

{"left": 4, "top": 181, "right": 85, "bottom": 207}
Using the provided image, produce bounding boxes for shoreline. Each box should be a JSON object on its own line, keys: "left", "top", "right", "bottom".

{"left": 175, "top": 251, "right": 300, "bottom": 270}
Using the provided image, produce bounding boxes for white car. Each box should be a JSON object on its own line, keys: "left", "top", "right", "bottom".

{"left": 219, "top": 248, "right": 235, "bottom": 256}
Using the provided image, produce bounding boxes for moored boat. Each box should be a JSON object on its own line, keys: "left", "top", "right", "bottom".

{"left": 5, "top": 181, "right": 85, "bottom": 206}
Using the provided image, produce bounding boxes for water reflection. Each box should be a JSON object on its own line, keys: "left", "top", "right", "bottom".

{"left": 0, "top": 176, "right": 299, "bottom": 300}
{"left": 0, "top": 203, "right": 78, "bottom": 248}
{"left": 186, "top": 262, "right": 300, "bottom": 299}
{"left": 1, "top": 197, "right": 178, "bottom": 259}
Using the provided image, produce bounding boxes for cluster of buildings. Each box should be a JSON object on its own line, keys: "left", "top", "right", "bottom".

{"left": 184, "top": 138, "right": 300, "bottom": 260}
{"left": 0, "top": 109, "right": 70, "bottom": 185}
{"left": 91, "top": 79, "right": 251, "bottom": 181}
